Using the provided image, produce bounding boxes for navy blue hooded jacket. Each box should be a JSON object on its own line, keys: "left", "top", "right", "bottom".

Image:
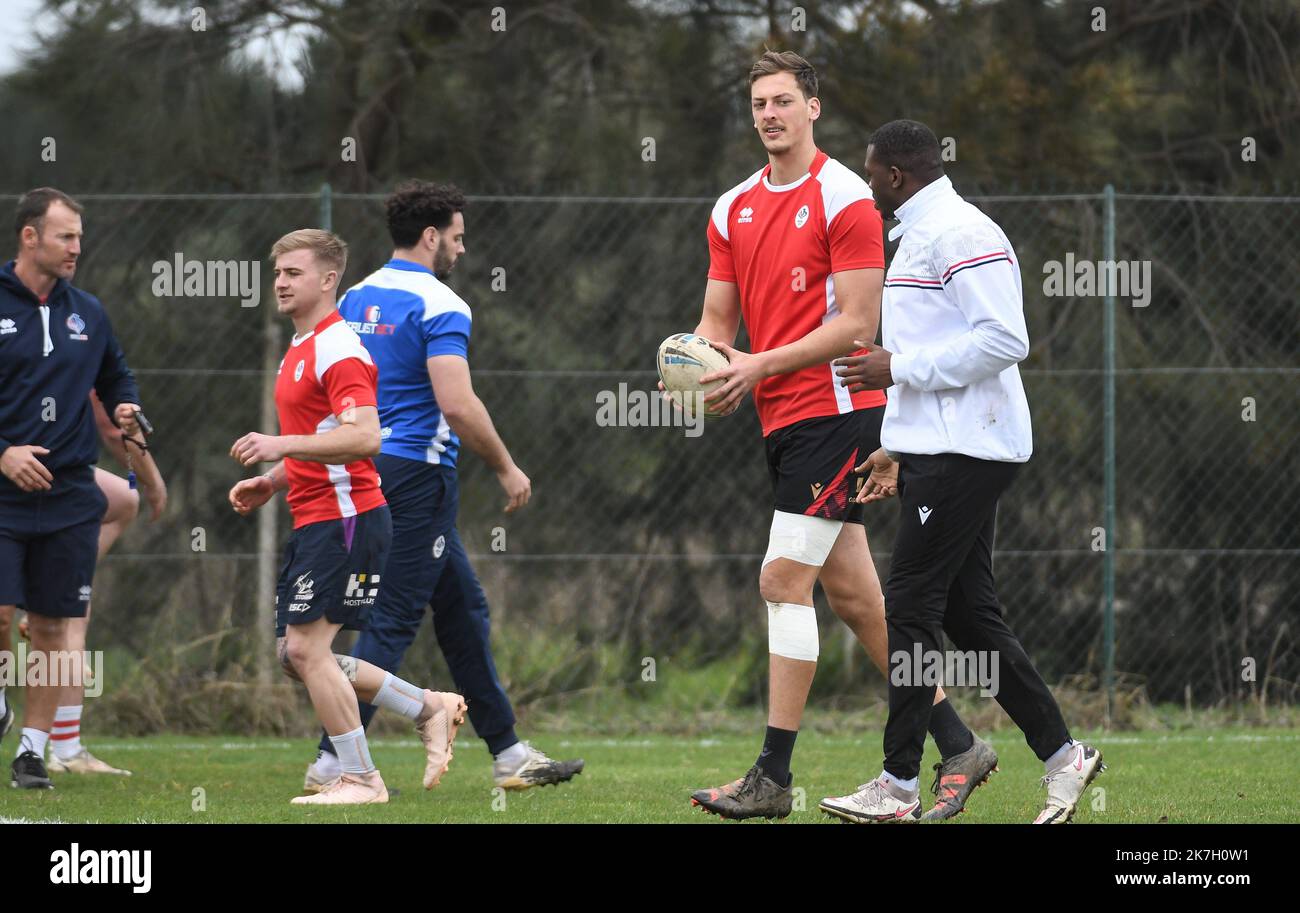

{"left": 0, "top": 260, "right": 140, "bottom": 489}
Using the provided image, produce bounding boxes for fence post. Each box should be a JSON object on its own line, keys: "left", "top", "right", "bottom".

{"left": 319, "top": 182, "right": 333, "bottom": 231}
{"left": 256, "top": 292, "right": 280, "bottom": 688}
{"left": 1102, "top": 183, "right": 1117, "bottom": 726}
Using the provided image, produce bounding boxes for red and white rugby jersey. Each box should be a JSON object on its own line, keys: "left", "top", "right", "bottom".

{"left": 275, "top": 309, "right": 386, "bottom": 528}
{"left": 707, "top": 149, "right": 887, "bottom": 436}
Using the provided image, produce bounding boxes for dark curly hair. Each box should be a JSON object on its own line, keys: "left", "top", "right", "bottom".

{"left": 868, "top": 120, "right": 943, "bottom": 178}
{"left": 385, "top": 180, "right": 467, "bottom": 248}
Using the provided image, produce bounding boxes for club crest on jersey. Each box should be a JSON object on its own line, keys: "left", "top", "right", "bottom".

{"left": 794, "top": 205, "right": 810, "bottom": 229}
{"left": 737, "top": 207, "right": 754, "bottom": 224}
{"left": 293, "top": 359, "right": 305, "bottom": 382}
{"left": 66, "top": 313, "right": 88, "bottom": 340}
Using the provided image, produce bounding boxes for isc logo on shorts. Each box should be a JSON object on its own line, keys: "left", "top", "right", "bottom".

{"left": 343, "top": 573, "right": 381, "bottom": 606}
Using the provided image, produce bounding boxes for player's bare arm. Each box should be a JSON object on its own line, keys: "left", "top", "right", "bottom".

{"left": 427, "top": 354, "right": 531, "bottom": 513}
{"left": 93, "top": 392, "right": 167, "bottom": 520}
{"left": 230, "top": 404, "right": 381, "bottom": 468}
{"left": 228, "top": 461, "right": 286, "bottom": 516}
{"left": 693, "top": 278, "right": 742, "bottom": 346}
{"left": 701, "top": 267, "right": 883, "bottom": 415}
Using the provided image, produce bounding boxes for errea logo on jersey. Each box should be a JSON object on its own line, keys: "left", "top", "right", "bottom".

{"left": 737, "top": 207, "right": 754, "bottom": 224}
{"left": 794, "top": 205, "right": 810, "bottom": 229}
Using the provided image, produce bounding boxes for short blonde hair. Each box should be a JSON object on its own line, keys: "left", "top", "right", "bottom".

{"left": 270, "top": 228, "right": 348, "bottom": 277}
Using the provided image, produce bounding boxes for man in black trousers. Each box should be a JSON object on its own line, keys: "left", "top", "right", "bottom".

{"left": 822, "top": 121, "right": 1104, "bottom": 824}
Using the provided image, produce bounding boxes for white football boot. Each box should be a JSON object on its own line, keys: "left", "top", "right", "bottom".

{"left": 1034, "top": 742, "right": 1105, "bottom": 824}
{"left": 820, "top": 776, "right": 922, "bottom": 823}
{"left": 415, "top": 690, "right": 467, "bottom": 789}
{"left": 302, "top": 752, "right": 339, "bottom": 794}
{"left": 47, "top": 748, "right": 132, "bottom": 776}
{"left": 290, "top": 769, "right": 388, "bottom": 805}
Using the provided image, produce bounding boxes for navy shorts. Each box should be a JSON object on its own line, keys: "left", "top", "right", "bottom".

{"left": 764, "top": 406, "right": 884, "bottom": 525}
{"left": 0, "top": 466, "right": 107, "bottom": 619}
{"left": 274, "top": 505, "right": 393, "bottom": 638}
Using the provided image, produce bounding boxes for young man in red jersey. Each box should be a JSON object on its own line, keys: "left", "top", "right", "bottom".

{"left": 684, "top": 52, "right": 990, "bottom": 821}
{"left": 227, "top": 229, "right": 466, "bottom": 805}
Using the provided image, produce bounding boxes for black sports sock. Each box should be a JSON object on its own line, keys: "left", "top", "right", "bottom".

{"left": 755, "top": 726, "right": 798, "bottom": 785}
{"left": 928, "top": 698, "right": 975, "bottom": 759}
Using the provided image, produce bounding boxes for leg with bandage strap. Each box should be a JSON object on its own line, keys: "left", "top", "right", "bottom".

{"left": 753, "top": 510, "right": 842, "bottom": 786}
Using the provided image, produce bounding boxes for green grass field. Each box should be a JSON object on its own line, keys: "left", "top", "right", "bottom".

{"left": 2, "top": 728, "right": 1296, "bottom": 823}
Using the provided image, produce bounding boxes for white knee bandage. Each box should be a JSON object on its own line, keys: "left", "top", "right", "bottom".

{"left": 767, "top": 601, "right": 819, "bottom": 661}
{"left": 762, "top": 510, "right": 841, "bottom": 569}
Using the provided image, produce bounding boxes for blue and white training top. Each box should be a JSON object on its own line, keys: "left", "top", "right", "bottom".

{"left": 337, "top": 258, "right": 471, "bottom": 467}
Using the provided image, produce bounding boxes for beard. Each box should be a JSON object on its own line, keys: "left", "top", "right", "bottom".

{"left": 433, "top": 250, "right": 456, "bottom": 279}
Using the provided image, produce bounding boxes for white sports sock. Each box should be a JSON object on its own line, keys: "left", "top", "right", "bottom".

{"left": 373, "top": 672, "right": 426, "bottom": 721}
{"left": 0, "top": 687, "right": 7, "bottom": 716}
{"left": 314, "top": 748, "right": 342, "bottom": 779}
{"left": 328, "top": 726, "right": 375, "bottom": 775}
{"left": 881, "top": 770, "right": 919, "bottom": 794}
{"left": 51, "top": 704, "right": 83, "bottom": 759}
{"left": 18, "top": 728, "right": 49, "bottom": 759}
{"left": 1044, "top": 739, "right": 1078, "bottom": 772}
{"left": 494, "top": 741, "right": 528, "bottom": 767}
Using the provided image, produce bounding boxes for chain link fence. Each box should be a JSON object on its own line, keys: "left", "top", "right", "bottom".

{"left": 8, "top": 188, "right": 1295, "bottom": 730}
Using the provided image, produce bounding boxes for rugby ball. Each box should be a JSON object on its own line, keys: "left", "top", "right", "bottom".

{"left": 656, "top": 333, "right": 731, "bottom": 419}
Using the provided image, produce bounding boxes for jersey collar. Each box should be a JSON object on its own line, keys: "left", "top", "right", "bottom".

{"left": 385, "top": 258, "right": 435, "bottom": 275}
{"left": 888, "top": 175, "right": 956, "bottom": 241}
{"left": 761, "top": 148, "right": 829, "bottom": 193}
{"left": 291, "top": 308, "right": 342, "bottom": 346}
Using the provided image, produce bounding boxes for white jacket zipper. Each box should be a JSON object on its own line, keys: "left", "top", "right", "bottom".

{"left": 40, "top": 304, "right": 53, "bottom": 356}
